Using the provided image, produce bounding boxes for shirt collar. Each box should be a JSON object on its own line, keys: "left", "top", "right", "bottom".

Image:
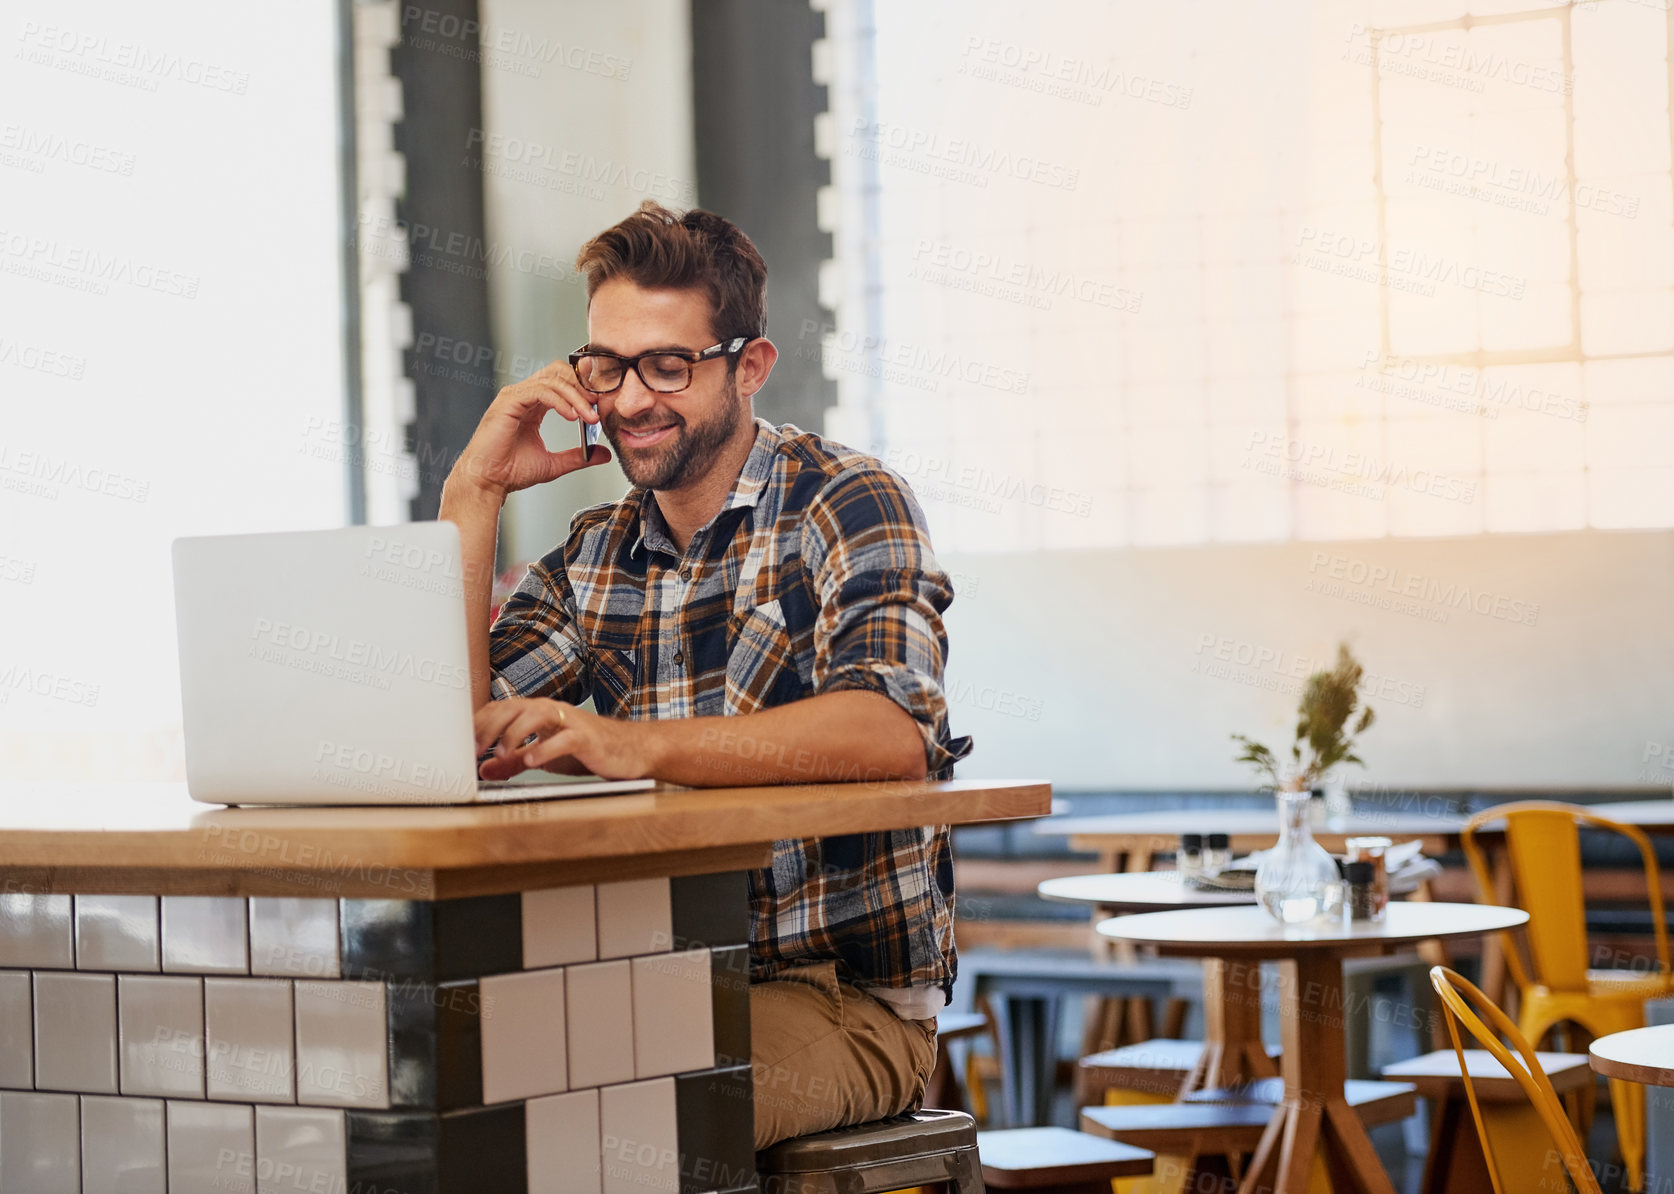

{"left": 628, "top": 418, "right": 781, "bottom": 558}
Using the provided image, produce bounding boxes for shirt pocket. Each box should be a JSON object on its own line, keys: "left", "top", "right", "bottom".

{"left": 588, "top": 646, "right": 638, "bottom": 713}
{"left": 725, "top": 598, "right": 805, "bottom": 715}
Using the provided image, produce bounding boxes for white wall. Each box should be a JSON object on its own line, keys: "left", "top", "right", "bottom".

{"left": 0, "top": 0, "right": 349, "bottom": 778}
{"left": 940, "top": 530, "right": 1674, "bottom": 791}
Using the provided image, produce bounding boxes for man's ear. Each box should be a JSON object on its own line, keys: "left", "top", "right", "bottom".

{"left": 735, "top": 338, "right": 779, "bottom": 399}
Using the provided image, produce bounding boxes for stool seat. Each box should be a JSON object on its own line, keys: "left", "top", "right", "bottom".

{"left": 1080, "top": 1079, "right": 1417, "bottom": 1153}
{"left": 1380, "top": 1048, "right": 1591, "bottom": 1102}
{"left": 978, "top": 1126, "right": 1155, "bottom": 1188}
{"left": 756, "top": 1108, "right": 982, "bottom": 1193}
{"left": 936, "top": 1010, "right": 991, "bottom": 1039}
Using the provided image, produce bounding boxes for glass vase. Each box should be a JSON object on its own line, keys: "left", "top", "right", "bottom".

{"left": 1255, "top": 790, "right": 1345, "bottom": 924}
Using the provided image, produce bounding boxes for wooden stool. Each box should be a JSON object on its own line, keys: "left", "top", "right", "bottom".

{"left": 927, "top": 1010, "right": 994, "bottom": 1115}
{"left": 1079, "top": 1080, "right": 1416, "bottom": 1194}
{"left": 978, "top": 1126, "right": 1154, "bottom": 1192}
{"left": 1077, "top": 1038, "right": 1284, "bottom": 1105}
{"left": 755, "top": 1108, "right": 982, "bottom": 1193}
{"left": 1379, "top": 1048, "right": 1592, "bottom": 1194}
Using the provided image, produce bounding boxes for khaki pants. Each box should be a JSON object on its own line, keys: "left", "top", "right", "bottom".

{"left": 750, "top": 961, "right": 939, "bottom": 1149}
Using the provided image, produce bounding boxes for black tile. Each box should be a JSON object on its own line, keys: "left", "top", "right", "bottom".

{"left": 710, "top": 945, "right": 752, "bottom": 1071}
{"left": 386, "top": 979, "right": 483, "bottom": 1110}
{"left": 437, "top": 1103, "right": 525, "bottom": 1194}
{"left": 670, "top": 871, "right": 749, "bottom": 950}
{"left": 346, "top": 1111, "right": 439, "bottom": 1194}
{"left": 348, "top": 1105, "right": 524, "bottom": 1194}
{"left": 675, "top": 1064, "right": 754, "bottom": 1194}
{"left": 341, "top": 895, "right": 522, "bottom": 983}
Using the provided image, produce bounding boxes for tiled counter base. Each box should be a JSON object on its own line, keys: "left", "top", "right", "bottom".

{"left": 0, "top": 872, "right": 754, "bottom": 1194}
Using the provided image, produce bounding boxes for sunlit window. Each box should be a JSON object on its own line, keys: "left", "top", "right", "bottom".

{"left": 819, "top": 0, "right": 1674, "bottom": 550}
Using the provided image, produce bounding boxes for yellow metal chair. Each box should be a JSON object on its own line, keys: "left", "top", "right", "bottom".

{"left": 1428, "top": 965, "right": 1602, "bottom": 1194}
{"left": 1462, "top": 801, "right": 1672, "bottom": 1189}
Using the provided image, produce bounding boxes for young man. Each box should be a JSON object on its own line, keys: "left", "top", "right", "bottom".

{"left": 439, "top": 200, "right": 972, "bottom": 1148}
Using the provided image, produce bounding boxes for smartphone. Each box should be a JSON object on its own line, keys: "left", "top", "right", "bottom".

{"left": 580, "top": 406, "right": 601, "bottom": 459}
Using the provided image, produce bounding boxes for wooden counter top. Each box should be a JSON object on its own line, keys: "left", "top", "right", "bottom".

{"left": 0, "top": 778, "right": 1050, "bottom": 899}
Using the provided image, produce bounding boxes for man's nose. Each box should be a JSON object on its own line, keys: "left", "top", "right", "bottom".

{"left": 611, "top": 371, "right": 661, "bottom": 419}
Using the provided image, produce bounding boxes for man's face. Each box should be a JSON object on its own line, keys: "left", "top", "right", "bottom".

{"left": 584, "top": 278, "right": 746, "bottom": 491}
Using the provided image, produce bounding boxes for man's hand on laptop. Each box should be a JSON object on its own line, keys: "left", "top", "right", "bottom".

{"left": 454, "top": 361, "right": 610, "bottom": 498}
{"left": 474, "top": 697, "right": 647, "bottom": 782}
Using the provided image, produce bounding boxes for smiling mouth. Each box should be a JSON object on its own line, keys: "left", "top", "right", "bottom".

{"left": 618, "top": 423, "right": 678, "bottom": 447}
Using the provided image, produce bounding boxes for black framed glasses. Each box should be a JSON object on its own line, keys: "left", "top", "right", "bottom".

{"left": 567, "top": 337, "right": 750, "bottom": 395}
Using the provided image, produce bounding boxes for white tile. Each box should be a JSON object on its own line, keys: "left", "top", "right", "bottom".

{"left": 80, "top": 1094, "right": 164, "bottom": 1194}
{"left": 0, "top": 969, "right": 32, "bottom": 1088}
{"left": 0, "top": 893, "right": 73, "bottom": 968}
{"left": 253, "top": 1106, "right": 346, "bottom": 1194}
{"left": 632, "top": 949, "right": 715, "bottom": 1079}
{"left": 206, "top": 978, "right": 294, "bottom": 1103}
{"left": 596, "top": 879, "right": 671, "bottom": 959}
{"left": 566, "top": 960, "right": 634, "bottom": 1090}
{"left": 166, "top": 1100, "right": 254, "bottom": 1194}
{"left": 75, "top": 895, "right": 160, "bottom": 971}
{"left": 248, "top": 899, "right": 339, "bottom": 979}
{"left": 599, "top": 1077, "right": 678, "bottom": 1194}
{"left": 527, "top": 1088, "right": 601, "bottom": 1194}
{"left": 0, "top": 1090, "right": 80, "bottom": 1193}
{"left": 118, "top": 975, "right": 204, "bottom": 1098}
{"left": 480, "top": 967, "right": 566, "bottom": 1104}
{"left": 293, "top": 982, "right": 389, "bottom": 1108}
{"left": 523, "top": 886, "right": 598, "bottom": 968}
{"left": 162, "top": 898, "right": 249, "bottom": 974}
{"left": 33, "top": 971, "right": 117, "bottom": 1093}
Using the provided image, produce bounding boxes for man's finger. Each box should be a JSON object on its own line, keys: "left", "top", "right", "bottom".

{"left": 473, "top": 700, "right": 525, "bottom": 753}
{"left": 521, "top": 728, "right": 580, "bottom": 771}
{"left": 494, "top": 707, "right": 561, "bottom": 757}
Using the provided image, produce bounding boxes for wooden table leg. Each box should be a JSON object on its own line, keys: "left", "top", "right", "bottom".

{"left": 1187, "top": 958, "right": 1278, "bottom": 1096}
{"left": 1238, "top": 954, "right": 1397, "bottom": 1194}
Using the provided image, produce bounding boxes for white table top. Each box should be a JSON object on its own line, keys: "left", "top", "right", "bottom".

{"left": 1590, "top": 1024, "right": 1674, "bottom": 1088}
{"left": 1038, "top": 807, "right": 1467, "bottom": 842}
{"left": 1039, "top": 871, "right": 1255, "bottom": 911}
{"left": 1098, "top": 901, "right": 1527, "bottom": 957}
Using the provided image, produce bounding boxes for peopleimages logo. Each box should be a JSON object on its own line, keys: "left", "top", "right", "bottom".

{"left": 248, "top": 617, "right": 468, "bottom": 691}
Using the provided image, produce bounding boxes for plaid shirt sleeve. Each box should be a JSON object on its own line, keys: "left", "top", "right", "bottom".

{"left": 801, "top": 463, "right": 974, "bottom": 777}
{"left": 486, "top": 555, "right": 588, "bottom": 704}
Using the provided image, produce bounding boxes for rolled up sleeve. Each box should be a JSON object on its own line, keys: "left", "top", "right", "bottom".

{"left": 487, "top": 554, "right": 588, "bottom": 704}
{"left": 802, "top": 465, "right": 974, "bottom": 777}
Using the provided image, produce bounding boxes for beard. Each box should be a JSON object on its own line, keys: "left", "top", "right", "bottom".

{"left": 604, "top": 372, "right": 745, "bottom": 491}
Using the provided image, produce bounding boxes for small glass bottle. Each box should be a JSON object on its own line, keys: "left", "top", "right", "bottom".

{"left": 1178, "top": 833, "right": 1205, "bottom": 883}
{"left": 1345, "top": 836, "right": 1392, "bottom": 918}
{"left": 1203, "top": 833, "right": 1232, "bottom": 877}
{"left": 1344, "top": 860, "right": 1380, "bottom": 922}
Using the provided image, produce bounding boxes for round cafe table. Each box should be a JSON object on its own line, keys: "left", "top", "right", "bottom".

{"left": 1589, "top": 1024, "right": 1674, "bottom": 1088}
{"left": 1101, "top": 902, "right": 1528, "bottom": 1194}
{"left": 1039, "top": 872, "right": 1274, "bottom": 1094}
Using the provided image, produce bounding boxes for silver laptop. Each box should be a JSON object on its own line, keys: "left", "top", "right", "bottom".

{"left": 171, "top": 522, "right": 656, "bottom": 806}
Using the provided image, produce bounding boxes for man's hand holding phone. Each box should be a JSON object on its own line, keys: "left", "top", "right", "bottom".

{"left": 451, "top": 359, "right": 609, "bottom": 500}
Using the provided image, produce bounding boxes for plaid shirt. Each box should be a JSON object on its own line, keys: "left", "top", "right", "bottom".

{"left": 488, "top": 418, "right": 973, "bottom": 998}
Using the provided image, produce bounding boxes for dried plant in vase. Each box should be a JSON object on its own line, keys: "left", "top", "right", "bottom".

{"left": 1230, "top": 643, "right": 1377, "bottom": 924}
{"left": 1230, "top": 643, "right": 1376, "bottom": 794}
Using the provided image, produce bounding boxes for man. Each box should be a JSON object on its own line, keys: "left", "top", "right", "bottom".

{"left": 439, "top": 200, "right": 972, "bottom": 1148}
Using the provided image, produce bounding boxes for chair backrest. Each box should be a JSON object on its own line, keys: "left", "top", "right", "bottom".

{"left": 1461, "top": 800, "right": 1670, "bottom": 994}
{"left": 1428, "top": 965, "right": 1602, "bottom": 1194}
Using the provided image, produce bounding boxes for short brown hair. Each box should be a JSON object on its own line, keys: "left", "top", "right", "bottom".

{"left": 574, "top": 200, "right": 767, "bottom": 340}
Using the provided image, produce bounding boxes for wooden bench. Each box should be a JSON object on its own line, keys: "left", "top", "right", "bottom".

{"left": 1379, "top": 1049, "right": 1592, "bottom": 1194}
{"left": 1077, "top": 1038, "right": 1284, "bottom": 1104}
{"left": 977, "top": 1126, "right": 1155, "bottom": 1192}
{"left": 1079, "top": 1080, "right": 1417, "bottom": 1194}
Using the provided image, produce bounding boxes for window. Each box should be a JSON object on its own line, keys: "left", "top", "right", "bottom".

{"left": 818, "top": 0, "right": 1674, "bottom": 551}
